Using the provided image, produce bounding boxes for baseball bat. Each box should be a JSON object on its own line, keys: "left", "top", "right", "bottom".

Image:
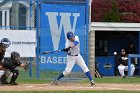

{"left": 42, "top": 49, "right": 62, "bottom": 54}
{"left": 95, "top": 69, "right": 102, "bottom": 78}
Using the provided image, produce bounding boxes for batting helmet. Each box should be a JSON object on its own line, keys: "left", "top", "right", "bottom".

{"left": 67, "top": 31, "right": 75, "bottom": 39}
{"left": 11, "top": 51, "right": 20, "bottom": 60}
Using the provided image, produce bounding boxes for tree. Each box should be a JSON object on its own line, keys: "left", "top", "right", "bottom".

{"left": 91, "top": 0, "right": 140, "bottom": 22}
{"left": 103, "top": 0, "right": 120, "bottom": 22}
{"left": 91, "top": 0, "right": 112, "bottom": 22}
{"left": 118, "top": 0, "right": 140, "bottom": 22}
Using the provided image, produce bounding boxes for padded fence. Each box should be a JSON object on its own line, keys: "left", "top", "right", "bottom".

{"left": 0, "top": 0, "right": 90, "bottom": 84}
{"left": 36, "top": 0, "right": 90, "bottom": 83}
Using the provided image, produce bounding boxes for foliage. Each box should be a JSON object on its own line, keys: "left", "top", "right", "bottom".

{"left": 91, "top": 0, "right": 112, "bottom": 22}
{"left": 91, "top": 0, "right": 140, "bottom": 22}
{"left": 103, "top": 0, "right": 120, "bottom": 22}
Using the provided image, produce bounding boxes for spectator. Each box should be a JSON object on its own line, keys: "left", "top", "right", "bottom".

{"left": 126, "top": 42, "right": 137, "bottom": 64}
{"left": 126, "top": 42, "right": 136, "bottom": 54}
{"left": 117, "top": 49, "right": 135, "bottom": 78}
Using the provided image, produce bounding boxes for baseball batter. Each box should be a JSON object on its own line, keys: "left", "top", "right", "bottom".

{"left": 54, "top": 31, "right": 95, "bottom": 86}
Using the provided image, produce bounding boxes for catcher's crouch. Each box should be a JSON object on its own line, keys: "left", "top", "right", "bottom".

{"left": 1, "top": 51, "right": 29, "bottom": 85}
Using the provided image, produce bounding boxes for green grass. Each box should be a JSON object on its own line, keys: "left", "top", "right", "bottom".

{"left": 17, "top": 66, "right": 140, "bottom": 84}
{"left": 15, "top": 76, "right": 140, "bottom": 84}
{"left": 93, "top": 77, "right": 140, "bottom": 83}
{"left": 18, "top": 67, "right": 62, "bottom": 79}
{"left": 3, "top": 75, "right": 140, "bottom": 93}
{"left": 16, "top": 78, "right": 51, "bottom": 84}
{"left": 17, "top": 65, "right": 140, "bottom": 84}
{"left": 14, "top": 67, "right": 140, "bottom": 84}
{"left": 3, "top": 67, "right": 140, "bottom": 92}
{"left": 0, "top": 91, "right": 140, "bottom": 93}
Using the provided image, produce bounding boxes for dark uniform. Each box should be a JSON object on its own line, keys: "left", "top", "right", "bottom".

{"left": 0, "top": 38, "right": 10, "bottom": 64}
{"left": 2, "top": 58, "right": 21, "bottom": 85}
{"left": 117, "top": 49, "right": 135, "bottom": 77}
{"left": 126, "top": 43, "right": 137, "bottom": 64}
{"left": 117, "top": 49, "right": 135, "bottom": 66}
{"left": 117, "top": 54, "right": 128, "bottom": 66}
{"left": 0, "top": 43, "right": 6, "bottom": 64}
{"left": 0, "top": 38, "right": 11, "bottom": 84}
{"left": 0, "top": 43, "right": 8, "bottom": 84}
{"left": 0, "top": 38, "right": 10, "bottom": 63}
{"left": 0, "top": 52, "right": 4, "bottom": 64}
{"left": 126, "top": 43, "right": 136, "bottom": 54}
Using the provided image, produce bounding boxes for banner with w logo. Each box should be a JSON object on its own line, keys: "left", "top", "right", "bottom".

{"left": 39, "top": 4, "right": 87, "bottom": 71}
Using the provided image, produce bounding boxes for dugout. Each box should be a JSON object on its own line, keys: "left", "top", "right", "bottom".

{"left": 89, "top": 22, "right": 140, "bottom": 76}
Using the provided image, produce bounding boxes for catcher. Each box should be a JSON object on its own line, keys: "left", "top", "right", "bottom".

{"left": 1, "top": 51, "right": 29, "bottom": 85}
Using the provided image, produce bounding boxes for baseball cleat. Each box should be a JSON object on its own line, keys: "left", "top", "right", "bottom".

{"left": 53, "top": 79, "right": 58, "bottom": 85}
{"left": 123, "top": 76, "right": 126, "bottom": 78}
{"left": 1, "top": 80, "right": 9, "bottom": 85}
{"left": 9, "top": 82, "right": 18, "bottom": 85}
{"left": 90, "top": 80, "right": 96, "bottom": 86}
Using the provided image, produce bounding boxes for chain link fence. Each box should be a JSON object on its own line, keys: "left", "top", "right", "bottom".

{"left": 0, "top": 0, "right": 90, "bottom": 84}
{"left": 0, "top": 0, "right": 37, "bottom": 80}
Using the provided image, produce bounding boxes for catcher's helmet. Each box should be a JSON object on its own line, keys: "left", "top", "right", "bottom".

{"left": 67, "top": 31, "right": 75, "bottom": 39}
{"left": 11, "top": 51, "right": 20, "bottom": 59}
{"left": 0, "top": 38, "right": 11, "bottom": 48}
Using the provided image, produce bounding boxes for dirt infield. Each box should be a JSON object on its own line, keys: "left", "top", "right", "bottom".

{"left": 0, "top": 83, "right": 140, "bottom": 91}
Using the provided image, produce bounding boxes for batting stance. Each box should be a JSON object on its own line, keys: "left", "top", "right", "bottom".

{"left": 54, "top": 31, "right": 95, "bottom": 86}
{"left": 1, "top": 51, "right": 29, "bottom": 85}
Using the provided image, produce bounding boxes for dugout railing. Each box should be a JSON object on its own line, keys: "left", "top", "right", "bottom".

{"left": 128, "top": 54, "right": 140, "bottom": 77}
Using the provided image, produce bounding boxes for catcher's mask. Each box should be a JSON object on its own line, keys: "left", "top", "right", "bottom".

{"left": 0, "top": 38, "right": 11, "bottom": 48}
{"left": 11, "top": 51, "right": 20, "bottom": 62}
{"left": 0, "top": 43, "right": 7, "bottom": 48}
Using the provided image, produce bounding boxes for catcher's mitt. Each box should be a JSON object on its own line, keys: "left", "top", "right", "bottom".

{"left": 24, "top": 63, "right": 30, "bottom": 71}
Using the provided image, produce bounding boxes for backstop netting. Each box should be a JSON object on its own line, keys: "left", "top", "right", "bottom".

{"left": 0, "top": 0, "right": 90, "bottom": 84}
{"left": 0, "top": 0, "right": 37, "bottom": 79}
{"left": 37, "top": 0, "right": 90, "bottom": 83}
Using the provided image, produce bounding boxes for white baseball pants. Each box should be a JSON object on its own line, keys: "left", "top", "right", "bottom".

{"left": 118, "top": 64, "right": 135, "bottom": 77}
{"left": 63, "top": 54, "right": 89, "bottom": 76}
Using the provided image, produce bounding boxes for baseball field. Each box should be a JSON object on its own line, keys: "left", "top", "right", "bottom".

{"left": 0, "top": 77, "right": 140, "bottom": 92}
